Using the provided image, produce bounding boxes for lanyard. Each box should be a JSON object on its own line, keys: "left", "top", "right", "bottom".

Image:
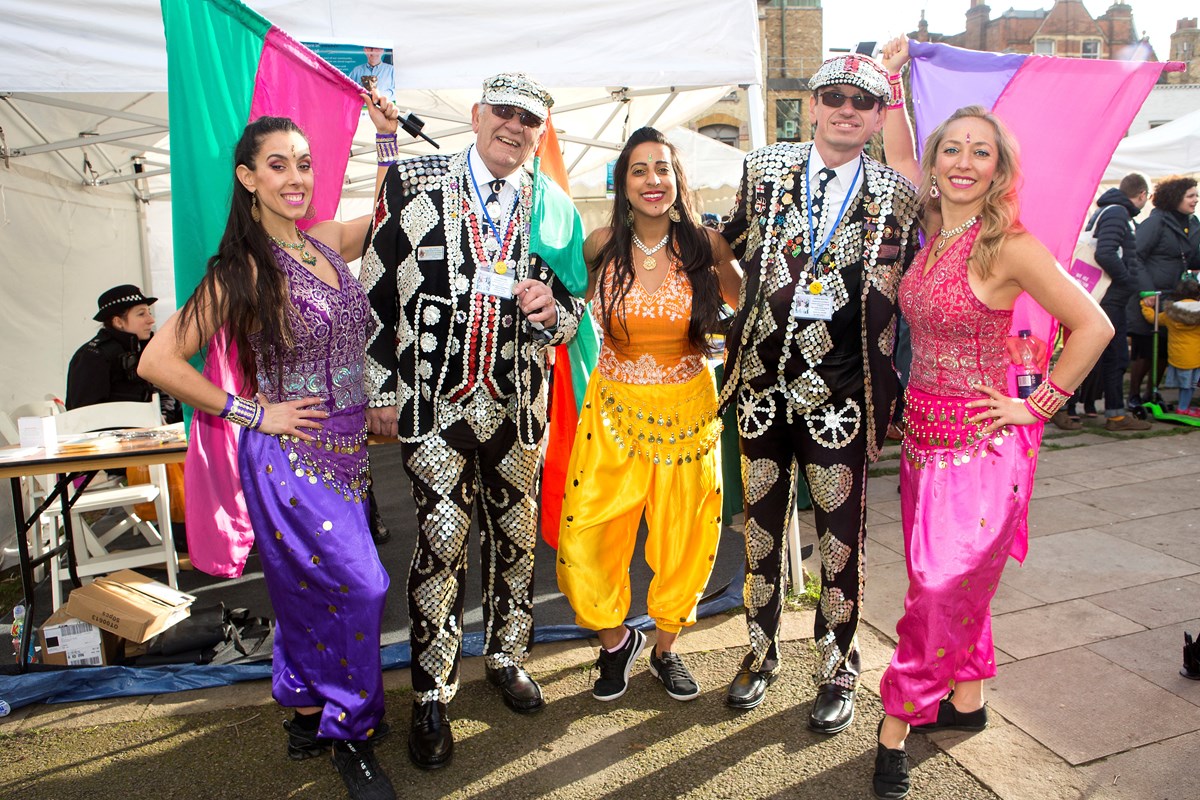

{"left": 466, "top": 148, "right": 515, "bottom": 252}
{"left": 806, "top": 156, "right": 861, "bottom": 267}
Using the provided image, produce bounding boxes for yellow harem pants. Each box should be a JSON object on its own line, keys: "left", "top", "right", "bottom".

{"left": 556, "top": 367, "right": 724, "bottom": 634}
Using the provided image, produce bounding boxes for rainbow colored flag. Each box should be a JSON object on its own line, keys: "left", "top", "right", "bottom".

{"left": 161, "top": 0, "right": 364, "bottom": 576}
{"left": 907, "top": 41, "right": 1170, "bottom": 384}
{"left": 161, "top": 0, "right": 364, "bottom": 300}
{"left": 534, "top": 118, "right": 598, "bottom": 548}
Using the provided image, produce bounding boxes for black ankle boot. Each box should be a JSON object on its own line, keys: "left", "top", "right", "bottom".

{"left": 1183, "top": 632, "right": 1200, "bottom": 680}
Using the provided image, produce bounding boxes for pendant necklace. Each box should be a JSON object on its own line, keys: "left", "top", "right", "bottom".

{"left": 632, "top": 232, "right": 670, "bottom": 270}
{"left": 935, "top": 215, "right": 979, "bottom": 255}
{"left": 269, "top": 226, "right": 317, "bottom": 267}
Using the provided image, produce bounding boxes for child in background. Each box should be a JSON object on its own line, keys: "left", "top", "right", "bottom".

{"left": 1142, "top": 276, "right": 1200, "bottom": 414}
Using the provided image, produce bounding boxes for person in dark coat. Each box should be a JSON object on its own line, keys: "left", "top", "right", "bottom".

{"left": 66, "top": 284, "right": 161, "bottom": 411}
{"left": 1128, "top": 176, "right": 1200, "bottom": 405}
{"left": 1090, "top": 175, "right": 1151, "bottom": 432}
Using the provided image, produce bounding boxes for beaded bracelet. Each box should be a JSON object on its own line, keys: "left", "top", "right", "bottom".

{"left": 376, "top": 132, "right": 398, "bottom": 167}
{"left": 886, "top": 73, "right": 905, "bottom": 110}
{"left": 221, "top": 393, "right": 265, "bottom": 430}
{"left": 1024, "top": 380, "right": 1070, "bottom": 422}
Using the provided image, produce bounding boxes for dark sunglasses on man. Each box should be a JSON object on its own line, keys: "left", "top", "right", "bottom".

{"left": 818, "top": 91, "right": 881, "bottom": 112}
{"left": 487, "top": 103, "right": 544, "bottom": 128}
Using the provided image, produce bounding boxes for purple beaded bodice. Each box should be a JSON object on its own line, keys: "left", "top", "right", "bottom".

{"left": 899, "top": 225, "right": 1013, "bottom": 398}
{"left": 252, "top": 234, "right": 371, "bottom": 412}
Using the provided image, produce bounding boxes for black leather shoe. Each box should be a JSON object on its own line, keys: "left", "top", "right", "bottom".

{"left": 911, "top": 698, "right": 988, "bottom": 733}
{"left": 726, "top": 667, "right": 777, "bottom": 710}
{"left": 808, "top": 684, "right": 856, "bottom": 734}
{"left": 408, "top": 701, "right": 453, "bottom": 770}
{"left": 486, "top": 665, "right": 545, "bottom": 713}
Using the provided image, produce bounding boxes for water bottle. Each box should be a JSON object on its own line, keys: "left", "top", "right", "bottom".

{"left": 1014, "top": 329, "right": 1042, "bottom": 399}
{"left": 10, "top": 604, "right": 36, "bottom": 664}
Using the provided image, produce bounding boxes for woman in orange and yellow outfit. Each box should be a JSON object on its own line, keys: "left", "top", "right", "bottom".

{"left": 556, "top": 127, "right": 742, "bottom": 702}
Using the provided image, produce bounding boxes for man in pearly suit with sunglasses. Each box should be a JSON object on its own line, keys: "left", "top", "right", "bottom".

{"left": 719, "top": 54, "right": 920, "bottom": 735}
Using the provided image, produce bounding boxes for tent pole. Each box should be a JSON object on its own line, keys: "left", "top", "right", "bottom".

{"left": 133, "top": 159, "right": 154, "bottom": 300}
{"left": 746, "top": 82, "right": 767, "bottom": 150}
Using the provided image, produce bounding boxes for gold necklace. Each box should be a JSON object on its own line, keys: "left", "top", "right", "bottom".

{"left": 270, "top": 226, "right": 317, "bottom": 267}
{"left": 632, "top": 232, "right": 670, "bottom": 270}
{"left": 935, "top": 216, "right": 979, "bottom": 255}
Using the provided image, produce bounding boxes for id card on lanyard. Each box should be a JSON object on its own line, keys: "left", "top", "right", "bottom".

{"left": 792, "top": 156, "right": 860, "bottom": 321}
{"left": 469, "top": 150, "right": 517, "bottom": 300}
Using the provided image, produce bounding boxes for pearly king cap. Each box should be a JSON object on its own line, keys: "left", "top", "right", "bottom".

{"left": 94, "top": 284, "right": 156, "bottom": 321}
{"left": 809, "top": 54, "right": 890, "bottom": 100}
{"left": 480, "top": 72, "right": 554, "bottom": 122}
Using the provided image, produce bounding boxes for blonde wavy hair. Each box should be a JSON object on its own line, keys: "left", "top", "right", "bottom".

{"left": 918, "top": 106, "right": 1024, "bottom": 280}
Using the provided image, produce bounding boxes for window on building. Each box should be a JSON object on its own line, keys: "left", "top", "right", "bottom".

{"left": 775, "top": 99, "right": 804, "bottom": 141}
{"left": 1034, "top": 39, "right": 1055, "bottom": 55}
{"left": 699, "top": 123, "right": 740, "bottom": 148}
{"left": 768, "top": 0, "right": 821, "bottom": 7}
{"left": 1081, "top": 40, "right": 1100, "bottom": 59}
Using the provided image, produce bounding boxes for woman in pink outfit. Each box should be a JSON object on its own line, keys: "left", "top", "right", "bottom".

{"left": 869, "top": 38, "right": 1113, "bottom": 800}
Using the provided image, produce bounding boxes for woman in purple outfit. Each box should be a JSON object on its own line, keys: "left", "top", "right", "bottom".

{"left": 140, "top": 94, "right": 400, "bottom": 800}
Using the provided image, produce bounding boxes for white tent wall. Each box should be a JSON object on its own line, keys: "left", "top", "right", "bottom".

{"left": 1103, "top": 107, "right": 1200, "bottom": 182}
{"left": 1, "top": 0, "right": 763, "bottom": 416}
{"left": 0, "top": 163, "right": 146, "bottom": 410}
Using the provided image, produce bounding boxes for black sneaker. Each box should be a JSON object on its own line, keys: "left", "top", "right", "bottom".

{"left": 285, "top": 718, "right": 391, "bottom": 761}
{"left": 331, "top": 739, "right": 396, "bottom": 800}
{"left": 873, "top": 741, "right": 911, "bottom": 799}
{"left": 648, "top": 649, "right": 700, "bottom": 701}
{"left": 593, "top": 626, "right": 646, "bottom": 701}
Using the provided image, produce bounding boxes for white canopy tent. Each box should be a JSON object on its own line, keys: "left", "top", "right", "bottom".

{"left": 0, "top": 0, "right": 764, "bottom": 411}
{"left": 1103, "top": 108, "right": 1200, "bottom": 182}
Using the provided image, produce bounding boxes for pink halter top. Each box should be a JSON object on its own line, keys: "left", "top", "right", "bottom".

{"left": 899, "top": 224, "right": 1012, "bottom": 399}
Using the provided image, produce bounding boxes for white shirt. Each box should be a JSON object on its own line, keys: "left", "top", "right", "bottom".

{"left": 468, "top": 146, "right": 519, "bottom": 230}
{"left": 809, "top": 147, "right": 863, "bottom": 243}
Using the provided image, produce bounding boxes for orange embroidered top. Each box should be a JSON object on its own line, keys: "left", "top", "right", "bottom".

{"left": 592, "top": 258, "right": 705, "bottom": 385}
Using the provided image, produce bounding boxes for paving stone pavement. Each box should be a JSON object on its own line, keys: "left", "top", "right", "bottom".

{"left": 1, "top": 420, "right": 1197, "bottom": 798}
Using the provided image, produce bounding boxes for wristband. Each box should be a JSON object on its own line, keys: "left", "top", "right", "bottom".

{"left": 376, "top": 132, "right": 398, "bottom": 167}
{"left": 1024, "top": 380, "right": 1069, "bottom": 422}
{"left": 886, "top": 74, "right": 905, "bottom": 110}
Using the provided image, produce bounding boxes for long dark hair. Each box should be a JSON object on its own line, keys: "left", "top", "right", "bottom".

{"left": 177, "top": 116, "right": 305, "bottom": 391}
{"left": 592, "top": 127, "right": 723, "bottom": 355}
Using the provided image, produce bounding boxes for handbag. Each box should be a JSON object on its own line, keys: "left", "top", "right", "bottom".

{"left": 1068, "top": 205, "right": 1122, "bottom": 301}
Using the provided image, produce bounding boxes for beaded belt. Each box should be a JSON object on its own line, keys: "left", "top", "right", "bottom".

{"left": 901, "top": 387, "right": 1014, "bottom": 469}
{"left": 275, "top": 422, "right": 370, "bottom": 502}
{"left": 595, "top": 375, "right": 722, "bottom": 466}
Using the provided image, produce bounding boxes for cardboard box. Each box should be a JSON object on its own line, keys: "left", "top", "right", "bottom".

{"left": 38, "top": 607, "right": 123, "bottom": 666}
{"left": 66, "top": 570, "right": 196, "bottom": 643}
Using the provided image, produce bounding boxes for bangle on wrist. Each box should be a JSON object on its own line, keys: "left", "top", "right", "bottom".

{"left": 376, "top": 132, "right": 398, "bottom": 167}
{"left": 222, "top": 394, "right": 264, "bottom": 429}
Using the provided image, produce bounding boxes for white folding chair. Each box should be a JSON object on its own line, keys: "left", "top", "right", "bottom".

{"left": 42, "top": 398, "right": 179, "bottom": 608}
{"left": 4, "top": 399, "right": 64, "bottom": 583}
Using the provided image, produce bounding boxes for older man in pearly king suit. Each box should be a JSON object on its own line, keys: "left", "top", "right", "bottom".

{"left": 360, "top": 72, "right": 584, "bottom": 770}
{"left": 720, "top": 54, "right": 920, "bottom": 734}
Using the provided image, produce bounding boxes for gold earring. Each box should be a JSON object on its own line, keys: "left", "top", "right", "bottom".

{"left": 251, "top": 192, "right": 261, "bottom": 223}
{"left": 626, "top": 204, "right": 634, "bottom": 225}
{"left": 668, "top": 206, "right": 681, "bottom": 223}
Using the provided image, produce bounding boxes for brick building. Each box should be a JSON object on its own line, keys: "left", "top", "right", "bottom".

{"left": 689, "top": 0, "right": 824, "bottom": 150}
{"left": 912, "top": 1, "right": 1155, "bottom": 61}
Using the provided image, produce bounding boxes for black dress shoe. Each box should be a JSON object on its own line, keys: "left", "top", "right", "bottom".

{"left": 910, "top": 699, "right": 987, "bottom": 733}
{"left": 726, "top": 667, "right": 777, "bottom": 710}
{"left": 808, "top": 684, "right": 856, "bottom": 734}
{"left": 486, "top": 665, "right": 545, "bottom": 713}
{"left": 408, "top": 701, "right": 453, "bottom": 770}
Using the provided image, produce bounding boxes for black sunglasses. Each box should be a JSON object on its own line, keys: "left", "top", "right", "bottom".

{"left": 818, "top": 91, "right": 881, "bottom": 112}
{"left": 487, "top": 103, "right": 543, "bottom": 128}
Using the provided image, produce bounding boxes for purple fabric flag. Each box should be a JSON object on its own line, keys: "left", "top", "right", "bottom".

{"left": 908, "top": 41, "right": 1167, "bottom": 383}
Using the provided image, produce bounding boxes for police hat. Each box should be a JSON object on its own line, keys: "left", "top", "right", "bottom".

{"left": 93, "top": 285, "right": 157, "bottom": 322}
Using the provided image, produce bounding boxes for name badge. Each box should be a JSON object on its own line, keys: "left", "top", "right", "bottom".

{"left": 792, "top": 293, "right": 834, "bottom": 321}
{"left": 474, "top": 268, "right": 514, "bottom": 300}
{"left": 417, "top": 246, "right": 445, "bottom": 261}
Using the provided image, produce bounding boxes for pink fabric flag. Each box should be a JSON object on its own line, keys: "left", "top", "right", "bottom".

{"left": 908, "top": 42, "right": 1167, "bottom": 388}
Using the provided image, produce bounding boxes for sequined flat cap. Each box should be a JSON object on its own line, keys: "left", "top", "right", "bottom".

{"left": 481, "top": 72, "right": 553, "bottom": 121}
{"left": 809, "top": 54, "right": 890, "bottom": 100}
